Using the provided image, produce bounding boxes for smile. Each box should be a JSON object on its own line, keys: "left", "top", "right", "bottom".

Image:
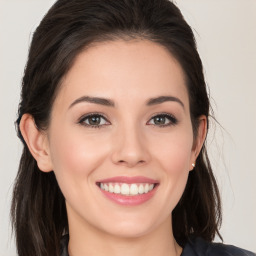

{"left": 96, "top": 176, "right": 159, "bottom": 206}
{"left": 98, "top": 182, "right": 156, "bottom": 196}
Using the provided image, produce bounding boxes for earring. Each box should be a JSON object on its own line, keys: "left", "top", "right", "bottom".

{"left": 192, "top": 163, "right": 195, "bottom": 168}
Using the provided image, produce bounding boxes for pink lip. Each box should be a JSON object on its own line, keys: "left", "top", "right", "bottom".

{"left": 99, "top": 188, "right": 158, "bottom": 206}
{"left": 96, "top": 176, "right": 159, "bottom": 206}
{"left": 97, "top": 176, "right": 159, "bottom": 184}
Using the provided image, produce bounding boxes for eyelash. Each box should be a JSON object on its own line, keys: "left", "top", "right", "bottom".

{"left": 78, "top": 113, "right": 109, "bottom": 129}
{"left": 78, "top": 112, "right": 178, "bottom": 129}
{"left": 147, "top": 113, "right": 178, "bottom": 127}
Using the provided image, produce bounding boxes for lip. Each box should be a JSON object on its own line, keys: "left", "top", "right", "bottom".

{"left": 96, "top": 176, "right": 159, "bottom": 206}
{"left": 97, "top": 176, "right": 159, "bottom": 184}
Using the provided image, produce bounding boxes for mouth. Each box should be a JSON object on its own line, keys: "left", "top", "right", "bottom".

{"left": 96, "top": 176, "right": 159, "bottom": 206}
{"left": 96, "top": 182, "right": 158, "bottom": 196}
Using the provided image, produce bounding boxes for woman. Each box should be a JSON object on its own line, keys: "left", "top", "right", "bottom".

{"left": 11, "top": 0, "right": 255, "bottom": 255}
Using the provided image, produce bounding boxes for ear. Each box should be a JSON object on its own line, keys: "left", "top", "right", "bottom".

{"left": 190, "top": 115, "right": 207, "bottom": 171}
{"left": 19, "top": 114, "right": 53, "bottom": 172}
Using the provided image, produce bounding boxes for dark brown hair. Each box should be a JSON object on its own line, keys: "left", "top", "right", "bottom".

{"left": 12, "top": 0, "right": 222, "bottom": 255}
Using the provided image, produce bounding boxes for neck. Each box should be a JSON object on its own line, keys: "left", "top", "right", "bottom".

{"left": 67, "top": 213, "right": 182, "bottom": 256}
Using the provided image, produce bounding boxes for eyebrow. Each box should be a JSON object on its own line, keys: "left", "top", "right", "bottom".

{"left": 69, "top": 95, "right": 184, "bottom": 109}
{"left": 69, "top": 96, "right": 115, "bottom": 109}
{"left": 146, "top": 96, "right": 184, "bottom": 108}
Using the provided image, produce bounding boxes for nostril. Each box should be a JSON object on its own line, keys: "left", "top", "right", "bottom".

{"left": 116, "top": 159, "right": 146, "bottom": 168}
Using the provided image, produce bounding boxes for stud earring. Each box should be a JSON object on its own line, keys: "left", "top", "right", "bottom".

{"left": 192, "top": 163, "right": 195, "bottom": 168}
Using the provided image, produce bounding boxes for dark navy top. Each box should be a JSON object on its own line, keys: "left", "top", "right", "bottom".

{"left": 60, "top": 235, "right": 255, "bottom": 256}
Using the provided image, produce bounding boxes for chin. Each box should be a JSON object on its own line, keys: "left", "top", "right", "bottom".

{"left": 97, "top": 214, "right": 169, "bottom": 239}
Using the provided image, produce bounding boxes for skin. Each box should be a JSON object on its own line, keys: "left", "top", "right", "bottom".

{"left": 20, "top": 40, "right": 207, "bottom": 256}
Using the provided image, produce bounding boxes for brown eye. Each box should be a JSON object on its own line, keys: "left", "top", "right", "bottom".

{"left": 79, "top": 114, "right": 109, "bottom": 128}
{"left": 153, "top": 116, "right": 167, "bottom": 125}
{"left": 88, "top": 116, "right": 101, "bottom": 125}
{"left": 148, "top": 114, "right": 178, "bottom": 127}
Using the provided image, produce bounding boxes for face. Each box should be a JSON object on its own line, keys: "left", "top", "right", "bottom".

{"left": 45, "top": 40, "right": 202, "bottom": 238}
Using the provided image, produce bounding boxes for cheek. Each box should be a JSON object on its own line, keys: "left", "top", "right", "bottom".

{"left": 151, "top": 129, "right": 193, "bottom": 207}
{"left": 153, "top": 129, "right": 194, "bottom": 173}
{"left": 48, "top": 127, "right": 109, "bottom": 184}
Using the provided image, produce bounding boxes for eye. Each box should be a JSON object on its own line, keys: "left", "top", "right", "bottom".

{"left": 79, "top": 114, "right": 110, "bottom": 128}
{"left": 147, "top": 113, "right": 178, "bottom": 127}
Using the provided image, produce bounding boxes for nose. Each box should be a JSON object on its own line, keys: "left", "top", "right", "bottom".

{"left": 111, "top": 124, "right": 151, "bottom": 168}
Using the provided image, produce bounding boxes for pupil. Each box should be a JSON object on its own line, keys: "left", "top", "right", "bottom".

{"left": 89, "top": 116, "right": 100, "bottom": 125}
{"left": 154, "top": 116, "right": 165, "bottom": 125}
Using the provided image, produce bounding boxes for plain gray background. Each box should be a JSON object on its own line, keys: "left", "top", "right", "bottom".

{"left": 0, "top": 0, "right": 255, "bottom": 255}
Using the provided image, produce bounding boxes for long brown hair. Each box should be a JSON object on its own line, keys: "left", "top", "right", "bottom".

{"left": 12, "top": 0, "right": 222, "bottom": 255}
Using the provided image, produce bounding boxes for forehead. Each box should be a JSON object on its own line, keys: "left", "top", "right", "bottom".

{"left": 55, "top": 39, "right": 189, "bottom": 109}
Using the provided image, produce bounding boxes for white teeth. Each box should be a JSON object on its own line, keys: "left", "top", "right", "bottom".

{"left": 121, "top": 184, "right": 129, "bottom": 195}
{"left": 130, "top": 184, "right": 139, "bottom": 195}
{"left": 138, "top": 184, "right": 144, "bottom": 194}
{"left": 145, "top": 183, "right": 149, "bottom": 193}
{"left": 109, "top": 183, "right": 114, "bottom": 193}
{"left": 104, "top": 184, "right": 109, "bottom": 192}
{"left": 99, "top": 182, "right": 155, "bottom": 196}
{"left": 114, "top": 184, "right": 121, "bottom": 194}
